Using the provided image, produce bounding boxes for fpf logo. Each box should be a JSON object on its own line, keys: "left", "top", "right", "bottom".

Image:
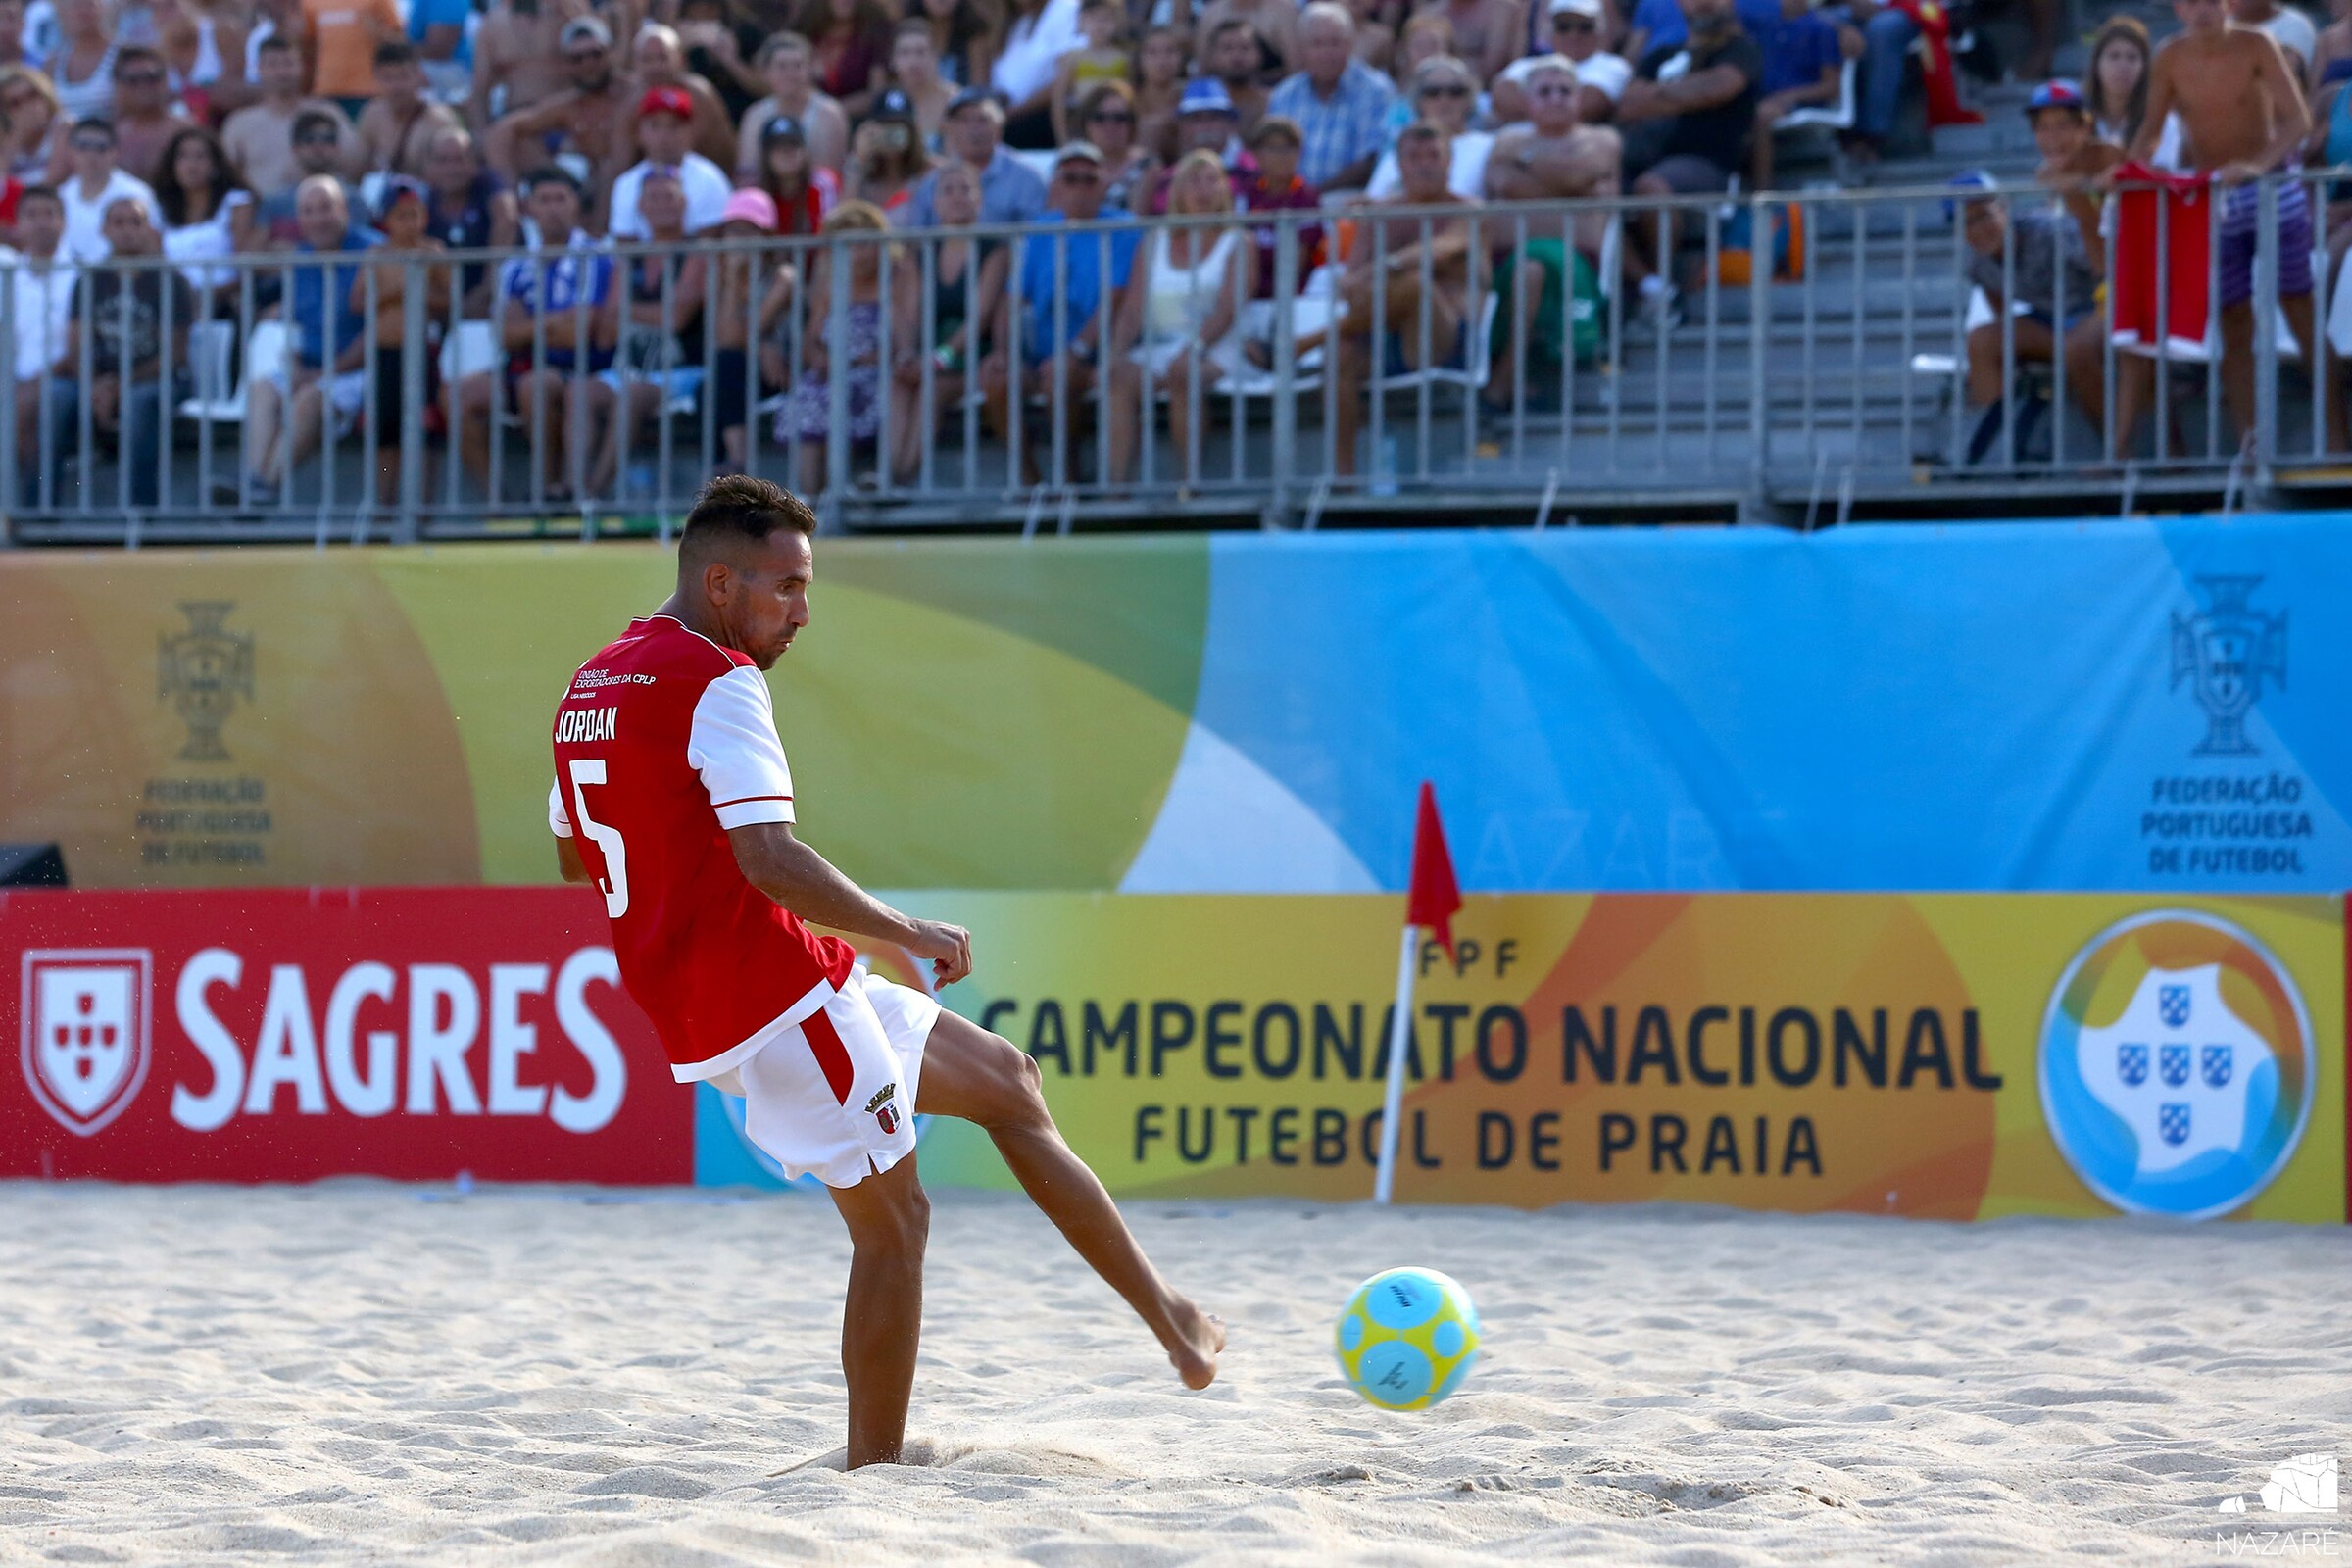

{"left": 20, "top": 950, "right": 153, "bottom": 1136}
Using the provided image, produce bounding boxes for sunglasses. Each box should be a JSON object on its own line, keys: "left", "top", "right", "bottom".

{"left": 1419, "top": 81, "right": 1471, "bottom": 97}
{"left": 71, "top": 135, "right": 112, "bottom": 151}
{"left": 1552, "top": 15, "right": 1597, "bottom": 29}
{"left": 563, "top": 48, "right": 605, "bottom": 62}
{"left": 296, "top": 129, "right": 337, "bottom": 144}
{"left": 118, "top": 70, "right": 165, "bottom": 84}
{"left": 1531, "top": 81, "right": 1576, "bottom": 97}
{"left": 1090, "top": 108, "right": 1135, "bottom": 122}
{"left": 1057, "top": 168, "right": 1100, "bottom": 183}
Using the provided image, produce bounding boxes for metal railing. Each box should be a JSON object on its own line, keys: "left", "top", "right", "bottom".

{"left": 1, "top": 173, "right": 2339, "bottom": 545}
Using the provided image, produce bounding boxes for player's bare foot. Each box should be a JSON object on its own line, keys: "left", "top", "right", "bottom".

{"left": 1163, "top": 1299, "right": 1225, "bottom": 1390}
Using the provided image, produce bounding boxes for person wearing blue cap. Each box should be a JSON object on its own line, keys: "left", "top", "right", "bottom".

{"left": 2025, "top": 78, "right": 2120, "bottom": 267}
{"left": 1145, "top": 75, "right": 1257, "bottom": 213}
{"left": 1947, "top": 171, "right": 2108, "bottom": 463}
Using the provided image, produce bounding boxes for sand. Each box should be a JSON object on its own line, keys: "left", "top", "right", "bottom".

{"left": 2, "top": 1185, "right": 2348, "bottom": 1566}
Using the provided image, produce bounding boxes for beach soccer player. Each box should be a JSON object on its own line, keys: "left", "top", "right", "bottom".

{"left": 547, "top": 475, "right": 1223, "bottom": 1467}
{"left": 2127, "top": 0, "right": 2332, "bottom": 449}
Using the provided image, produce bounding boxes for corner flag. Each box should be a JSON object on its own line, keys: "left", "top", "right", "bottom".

{"left": 1376, "top": 782, "right": 1458, "bottom": 1203}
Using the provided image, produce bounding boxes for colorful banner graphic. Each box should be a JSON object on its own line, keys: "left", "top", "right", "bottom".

{"left": 0, "top": 889, "right": 690, "bottom": 1183}
{"left": 4, "top": 515, "right": 2351, "bottom": 897}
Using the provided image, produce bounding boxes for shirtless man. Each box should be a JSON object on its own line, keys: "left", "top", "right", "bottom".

{"left": 1332, "top": 122, "right": 1476, "bottom": 475}
{"left": 1487, "top": 54, "right": 1622, "bottom": 380}
{"left": 2129, "top": 0, "right": 2328, "bottom": 451}
{"left": 469, "top": 0, "right": 581, "bottom": 131}
{"left": 485, "top": 16, "right": 634, "bottom": 201}
{"left": 354, "top": 39, "right": 464, "bottom": 177}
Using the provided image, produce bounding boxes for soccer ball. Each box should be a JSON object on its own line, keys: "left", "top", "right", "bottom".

{"left": 1333, "top": 1267, "right": 1481, "bottom": 1410}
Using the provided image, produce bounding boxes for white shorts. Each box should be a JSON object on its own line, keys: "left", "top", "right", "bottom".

{"left": 728, "top": 967, "right": 941, "bottom": 1189}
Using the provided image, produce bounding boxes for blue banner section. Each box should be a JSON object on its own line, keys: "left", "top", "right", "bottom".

{"left": 1132, "top": 514, "right": 2352, "bottom": 894}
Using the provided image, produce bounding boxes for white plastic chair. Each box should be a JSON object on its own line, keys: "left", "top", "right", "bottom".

{"left": 1778, "top": 59, "right": 1857, "bottom": 133}
{"left": 177, "top": 318, "right": 283, "bottom": 425}
{"left": 1369, "top": 291, "right": 1500, "bottom": 394}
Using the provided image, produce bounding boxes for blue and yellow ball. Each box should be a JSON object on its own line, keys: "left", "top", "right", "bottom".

{"left": 1333, "top": 1267, "right": 1481, "bottom": 1410}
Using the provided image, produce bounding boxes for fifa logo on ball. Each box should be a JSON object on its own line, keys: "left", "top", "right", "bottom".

{"left": 1334, "top": 1268, "right": 1481, "bottom": 1410}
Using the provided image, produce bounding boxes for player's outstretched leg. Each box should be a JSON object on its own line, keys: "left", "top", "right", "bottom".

{"left": 916, "top": 1011, "right": 1224, "bottom": 1390}
{"left": 826, "top": 1154, "right": 930, "bottom": 1467}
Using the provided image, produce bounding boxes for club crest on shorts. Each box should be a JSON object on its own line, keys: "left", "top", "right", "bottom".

{"left": 865, "top": 1081, "right": 900, "bottom": 1136}
{"left": 20, "top": 950, "right": 153, "bottom": 1137}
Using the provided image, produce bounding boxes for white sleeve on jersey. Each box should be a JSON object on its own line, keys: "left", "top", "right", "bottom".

{"left": 688, "top": 664, "right": 798, "bottom": 830}
{"left": 548, "top": 779, "right": 574, "bottom": 838}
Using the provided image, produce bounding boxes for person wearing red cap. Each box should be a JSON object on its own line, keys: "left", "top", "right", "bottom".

{"left": 608, "top": 82, "right": 734, "bottom": 238}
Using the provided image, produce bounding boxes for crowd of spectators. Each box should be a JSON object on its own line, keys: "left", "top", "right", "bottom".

{"left": 0, "top": 0, "right": 2336, "bottom": 500}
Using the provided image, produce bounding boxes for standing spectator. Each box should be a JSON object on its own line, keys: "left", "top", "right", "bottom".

{"left": 755, "top": 111, "right": 840, "bottom": 234}
{"left": 0, "top": 64, "right": 64, "bottom": 183}
{"left": 484, "top": 17, "right": 634, "bottom": 204}
{"left": 2084, "top": 16, "right": 2184, "bottom": 169}
{"left": 1146, "top": 76, "right": 1253, "bottom": 213}
{"left": 404, "top": 0, "right": 470, "bottom": 106}
{"left": 1205, "top": 16, "right": 1272, "bottom": 131}
{"left": 901, "top": 84, "right": 1045, "bottom": 225}
{"left": 46, "top": 192, "right": 190, "bottom": 505}
{"left": 1049, "top": 0, "right": 1127, "bottom": 145}
{"left": 1133, "top": 22, "right": 1185, "bottom": 161}
{"left": 981, "top": 140, "right": 1141, "bottom": 481}
{"left": 58, "top": 116, "right": 156, "bottom": 262}
{"left": 991, "top": 0, "right": 1082, "bottom": 148}
{"left": 48, "top": 0, "right": 118, "bottom": 127}
{"left": 350, "top": 175, "right": 448, "bottom": 501}
{"left": 774, "top": 197, "right": 888, "bottom": 493}
{"left": 1368, "top": 53, "right": 1492, "bottom": 198}
{"left": 609, "top": 84, "right": 733, "bottom": 237}
{"left": 888, "top": 16, "right": 956, "bottom": 145}
{"left": 1616, "top": 0, "right": 1762, "bottom": 325}
{"left": 1192, "top": 0, "right": 1297, "bottom": 76}
{"left": 627, "top": 23, "right": 740, "bottom": 171}
{"left": 251, "top": 106, "right": 352, "bottom": 243}
{"left": 303, "top": 0, "right": 403, "bottom": 118}
{"left": 1081, "top": 78, "right": 1152, "bottom": 209}
{"left": 354, "top": 40, "right": 462, "bottom": 179}
{"left": 154, "top": 124, "right": 255, "bottom": 298}
{"left": 468, "top": 0, "right": 568, "bottom": 132}
{"left": 738, "top": 32, "right": 851, "bottom": 176}
{"left": 1236, "top": 113, "right": 1320, "bottom": 295}
{"left": 1137, "top": 147, "right": 1253, "bottom": 473}
{"left": 1328, "top": 121, "right": 1471, "bottom": 475}
{"left": 1550, "top": 0, "right": 1633, "bottom": 123}
{"left": 223, "top": 35, "right": 354, "bottom": 201}
{"left": 707, "top": 184, "right": 790, "bottom": 471}
{"left": 909, "top": 0, "right": 1004, "bottom": 90}
{"left": 791, "top": 0, "right": 896, "bottom": 118}
{"left": 107, "top": 46, "right": 180, "bottom": 187}
{"left": 452, "top": 164, "right": 616, "bottom": 498}
{"left": 590, "top": 163, "right": 703, "bottom": 495}
{"left": 1266, "top": 2, "right": 1396, "bottom": 192}
{"left": 846, "top": 86, "right": 928, "bottom": 212}
{"left": 8, "top": 182, "right": 74, "bottom": 487}
{"left": 423, "top": 124, "right": 517, "bottom": 315}
{"left": 242, "top": 172, "right": 378, "bottom": 496}
{"left": 886, "top": 156, "right": 1000, "bottom": 478}
{"left": 2232, "top": 0, "right": 2316, "bottom": 77}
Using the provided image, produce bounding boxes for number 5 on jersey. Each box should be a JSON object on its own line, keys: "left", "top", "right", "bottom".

{"left": 567, "top": 760, "right": 630, "bottom": 918}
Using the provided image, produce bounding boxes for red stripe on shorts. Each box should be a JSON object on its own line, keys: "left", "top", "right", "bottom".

{"left": 802, "top": 1007, "right": 857, "bottom": 1105}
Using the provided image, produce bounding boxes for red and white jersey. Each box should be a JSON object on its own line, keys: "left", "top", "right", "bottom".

{"left": 548, "top": 613, "right": 854, "bottom": 1083}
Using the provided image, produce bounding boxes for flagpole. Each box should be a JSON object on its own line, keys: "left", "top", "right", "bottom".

{"left": 1373, "top": 922, "right": 1419, "bottom": 1205}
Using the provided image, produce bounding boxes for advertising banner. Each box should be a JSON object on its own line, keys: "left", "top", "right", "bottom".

{"left": 0, "top": 888, "right": 690, "bottom": 1184}
{"left": 698, "top": 892, "right": 2346, "bottom": 1223}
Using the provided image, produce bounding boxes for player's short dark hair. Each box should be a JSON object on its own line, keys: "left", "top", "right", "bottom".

{"left": 680, "top": 475, "right": 817, "bottom": 564}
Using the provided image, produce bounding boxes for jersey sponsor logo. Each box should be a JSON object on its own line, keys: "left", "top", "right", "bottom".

{"left": 20, "top": 950, "right": 153, "bottom": 1136}
{"left": 555, "top": 707, "right": 620, "bottom": 744}
{"left": 866, "top": 1081, "right": 900, "bottom": 1136}
{"left": 569, "top": 668, "right": 657, "bottom": 693}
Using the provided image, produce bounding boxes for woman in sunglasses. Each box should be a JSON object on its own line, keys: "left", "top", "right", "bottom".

{"left": 1080, "top": 79, "right": 1152, "bottom": 211}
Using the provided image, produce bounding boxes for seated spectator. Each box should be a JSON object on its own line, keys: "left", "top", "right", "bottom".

{"left": 452, "top": 165, "right": 617, "bottom": 499}
{"left": 468, "top": 0, "right": 567, "bottom": 134}
{"left": 847, "top": 87, "right": 930, "bottom": 212}
{"left": 0, "top": 0, "right": 38, "bottom": 71}
{"left": 1344, "top": 0, "right": 1396, "bottom": 74}
{"left": 483, "top": 18, "right": 633, "bottom": 202}
{"left": 627, "top": 23, "right": 739, "bottom": 171}
{"left": 738, "top": 32, "right": 851, "bottom": 178}
{"left": 591, "top": 163, "right": 704, "bottom": 496}
{"left": 1828, "top": 0, "right": 1915, "bottom": 166}
{"left": 1192, "top": 0, "right": 1297, "bottom": 78}
{"left": 1080, "top": 79, "right": 1153, "bottom": 211}
{"left": 423, "top": 126, "right": 518, "bottom": 316}
{"left": 2085, "top": 16, "right": 2184, "bottom": 170}
{"left": 251, "top": 107, "right": 354, "bottom": 247}
{"left": 0, "top": 65, "right": 63, "bottom": 184}
{"left": 707, "top": 185, "right": 792, "bottom": 471}
{"left": 790, "top": 0, "right": 896, "bottom": 121}
{"left": 2232, "top": 0, "right": 2315, "bottom": 77}
{"left": 756, "top": 112, "right": 840, "bottom": 235}
{"left": 154, "top": 124, "right": 254, "bottom": 300}
{"left": 354, "top": 40, "right": 462, "bottom": 180}
{"left": 50, "top": 0, "right": 120, "bottom": 128}
{"left": 1391, "top": 13, "right": 1453, "bottom": 112}
{"left": 302, "top": 0, "right": 402, "bottom": 119}
{"left": 1949, "top": 172, "right": 2106, "bottom": 462}
{"left": 1616, "top": 0, "right": 1762, "bottom": 326}
{"left": 157, "top": 0, "right": 244, "bottom": 122}
{"left": 1204, "top": 15, "right": 1272, "bottom": 133}
{"left": 223, "top": 36, "right": 354, "bottom": 202}
{"left": 1237, "top": 114, "right": 1321, "bottom": 296}
{"left": 1750, "top": 0, "right": 1847, "bottom": 188}
{"left": 107, "top": 45, "right": 180, "bottom": 187}
{"left": 887, "top": 16, "right": 955, "bottom": 147}
{"left": 45, "top": 191, "right": 190, "bottom": 505}
{"left": 1050, "top": 0, "right": 1129, "bottom": 145}
{"left": 609, "top": 84, "right": 733, "bottom": 238}
{"left": 1329, "top": 121, "right": 1472, "bottom": 475}
{"left": 980, "top": 140, "right": 1142, "bottom": 483}
{"left": 8, "top": 182, "right": 74, "bottom": 497}
{"left": 404, "top": 0, "right": 470, "bottom": 106}
{"left": 903, "top": 86, "right": 1047, "bottom": 227}
{"left": 1487, "top": 56, "right": 1622, "bottom": 379}
{"left": 774, "top": 198, "right": 890, "bottom": 493}
{"left": 675, "top": 0, "right": 767, "bottom": 123}
{"left": 1368, "top": 54, "right": 1493, "bottom": 199}
{"left": 1266, "top": 2, "right": 1396, "bottom": 193}
{"left": 1550, "top": 0, "right": 1633, "bottom": 123}
{"left": 1135, "top": 24, "right": 1186, "bottom": 162}
{"left": 2025, "top": 78, "right": 2120, "bottom": 258}
{"left": 58, "top": 117, "right": 157, "bottom": 264}
{"left": 909, "top": 0, "right": 1001, "bottom": 91}
{"left": 1136, "top": 148, "right": 1254, "bottom": 479}
{"left": 242, "top": 173, "right": 379, "bottom": 498}
{"left": 886, "top": 156, "right": 1003, "bottom": 479}
{"left": 1146, "top": 77, "right": 1255, "bottom": 214}
{"left": 350, "top": 175, "right": 448, "bottom": 501}
{"left": 991, "top": 0, "right": 1085, "bottom": 150}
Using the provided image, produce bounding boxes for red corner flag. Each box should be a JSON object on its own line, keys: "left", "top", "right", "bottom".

{"left": 1405, "top": 781, "right": 1461, "bottom": 955}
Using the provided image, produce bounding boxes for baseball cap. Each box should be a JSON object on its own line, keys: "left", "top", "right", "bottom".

{"left": 760, "top": 112, "right": 805, "bottom": 144}
{"left": 1549, "top": 0, "right": 1603, "bottom": 18}
{"left": 1943, "top": 168, "right": 1998, "bottom": 220}
{"left": 639, "top": 84, "right": 694, "bottom": 120}
{"left": 720, "top": 186, "right": 778, "bottom": 230}
{"left": 1054, "top": 138, "right": 1103, "bottom": 169}
{"left": 1501, "top": 51, "right": 1574, "bottom": 84}
{"left": 2026, "top": 78, "right": 2086, "bottom": 115}
{"left": 558, "top": 16, "right": 612, "bottom": 49}
{"left": 1178, "top": 75, "right": 1237, "bottom": 116}
{"left": 870, "top": 87, "right": 914, "bottom": 121}
{"left": 374, "top": 172, "right": 428, "bottom": 222}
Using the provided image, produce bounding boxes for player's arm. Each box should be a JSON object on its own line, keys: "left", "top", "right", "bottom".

{"left": 728, "top": 822, "right": 973, "bottom": 985}
{"left": 556, "top": 833, "right": 593, "bottom": 883}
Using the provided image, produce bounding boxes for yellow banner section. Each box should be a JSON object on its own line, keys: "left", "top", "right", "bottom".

{"left": 904, "top": 893, "right": 2344, "bottom": 1222}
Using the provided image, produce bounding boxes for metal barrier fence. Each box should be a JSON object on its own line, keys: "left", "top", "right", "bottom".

{"left": 1, "top": 173, "right": 2339, "bottom": 544}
